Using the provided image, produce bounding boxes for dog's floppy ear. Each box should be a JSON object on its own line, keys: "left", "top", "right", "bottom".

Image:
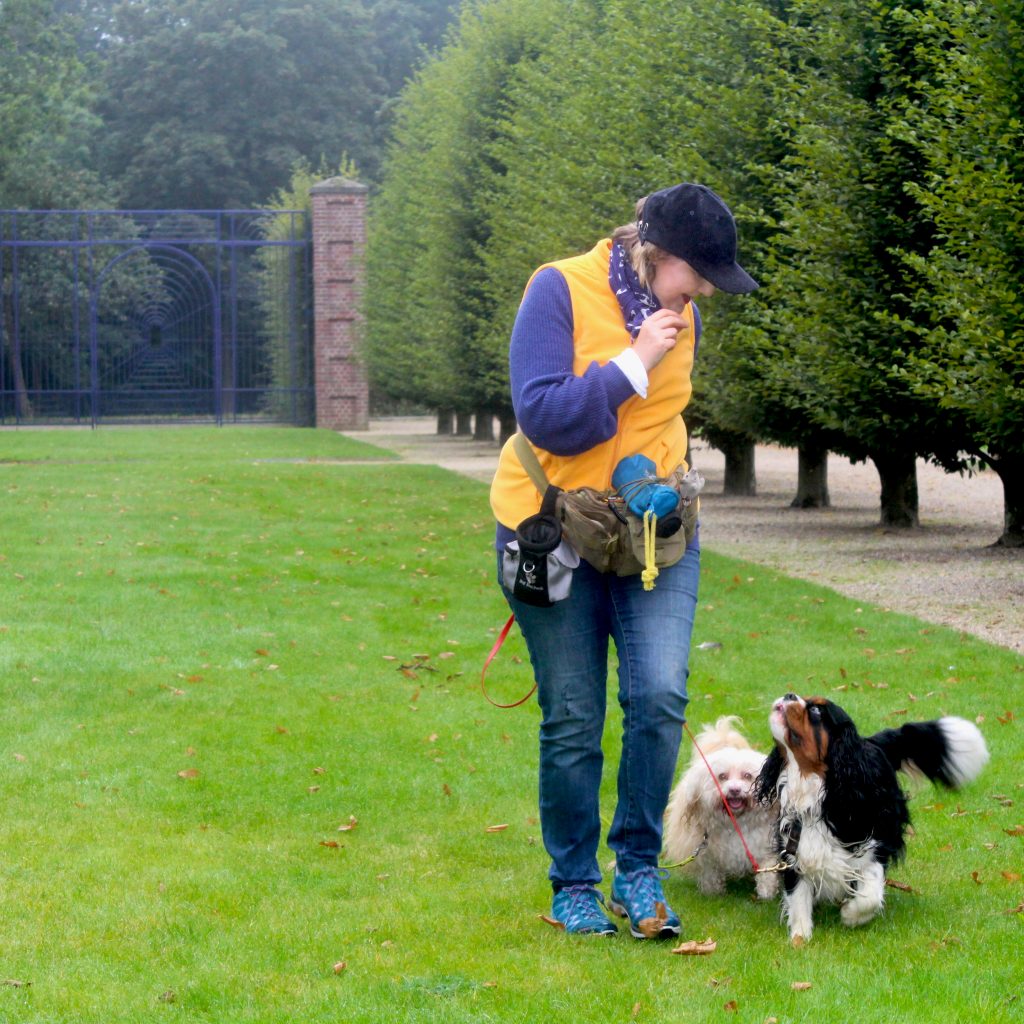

{"left": 755, "top": 745, "right": 785, "bottom": 805}
{"left": 821, "top": 711, "right": 907, "bottom": 847}
{"left": 673, "top": 762, "right": 711, "bottom": 829}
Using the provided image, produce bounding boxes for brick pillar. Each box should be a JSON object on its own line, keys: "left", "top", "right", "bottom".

{"left": 310, "top": 176, "right": 369, "bottom": 430}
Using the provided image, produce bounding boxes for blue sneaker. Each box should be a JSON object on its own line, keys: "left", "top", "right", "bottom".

{"left": 549, "top": 885, "right": 618, "bottom": 936}
{"left": 608, "top": 866, "right": 681, "bottom": 939}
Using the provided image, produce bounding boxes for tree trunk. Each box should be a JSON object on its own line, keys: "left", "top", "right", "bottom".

{"left": 871, "top": 450, "right": 919, "bottom": 528}
{"left": 436, "top": 409, "right": 454, "bottom": 435}
{"left": 497, "top": 409, "right": 517, "bottom": 445}
{"left": 2, "top": 290, "right": 33, "bottom": 420}
{"left": 791, "top": 442, "right": 831, "bottom": 508}
{"left": 989, "top": 454, "right": 1024, "bottom": 548}
{"left": 721, "top": 437, "right": 756, "bottom": 496}
{"left": 473, "top": 409, "right": 495, "bottom": 441}
{"left": 455, "top": 411, "right": 473, "bottom": 435}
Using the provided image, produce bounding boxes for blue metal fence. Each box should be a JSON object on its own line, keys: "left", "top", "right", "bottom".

{"left": 0, "top": 209, "right": 312, "bottom": 426}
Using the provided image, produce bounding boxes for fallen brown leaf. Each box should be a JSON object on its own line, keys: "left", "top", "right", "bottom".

{"left": 337, "top": 816, "right": 358, "bottom": 832}
{"left": 724, "top": 1001, "right": 738, "bottom": 1012}
{"left": 671, "top": 937, "right": 717, "bottom": 956}
{"left": 791, "top": 982, "right": 813, "bottom": 991}
{"left": 1004, "top": 825, "right": 1024, "bottom": 836}
{"left": 485, "top": 823, "right": 509, "bottom": 833}
{"left": 1002, "top": 902, "right": 1024, "bottom": 915}
{"left": 332, "top": 961, "right": 347, "bottom": 974}
{"left": 2, "top": 980, "right": 30, "bottom": 988}
{"left": 177, "top": 768, "right": 200, "bottom": 780}
{"left": 538, "top": 914, "right": 565, "bottom": 930}
{"left": 319, "top": 840, "right": 341, "bottom": 849}
{"left": 885, "top": 879, "right": 918, "bottom": 894}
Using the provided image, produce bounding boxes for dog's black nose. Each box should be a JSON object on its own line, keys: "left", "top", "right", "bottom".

{"left": 783, "top": 692, "right": 799, "bottom": 702}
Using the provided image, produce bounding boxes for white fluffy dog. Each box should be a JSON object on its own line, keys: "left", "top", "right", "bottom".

{"left": 663, "top": 716, "right": 779, "bottom": 901}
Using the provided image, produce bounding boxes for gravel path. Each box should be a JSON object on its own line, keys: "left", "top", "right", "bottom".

{"left": 348, "top": 417, "right": 1022, "bottom": 655}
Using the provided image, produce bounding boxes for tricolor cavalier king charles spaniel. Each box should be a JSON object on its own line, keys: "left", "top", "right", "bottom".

{"left": 756, "top": 693, "right": 989, "bottom": 946}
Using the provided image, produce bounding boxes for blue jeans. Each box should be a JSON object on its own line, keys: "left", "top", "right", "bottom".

{"left": 499, "top": 545, "right": 700, "bottom": 889}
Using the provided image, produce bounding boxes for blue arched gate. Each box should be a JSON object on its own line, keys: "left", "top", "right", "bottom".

{"left": 0, "top": 209, "right": 312, "bottom": 426}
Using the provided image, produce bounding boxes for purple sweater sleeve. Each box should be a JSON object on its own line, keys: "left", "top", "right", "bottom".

{"left": 509, "top": 268, "right": 703, "bottom": 455}
{"left": 509, "top": 267, "right": 636, "bottom": 455}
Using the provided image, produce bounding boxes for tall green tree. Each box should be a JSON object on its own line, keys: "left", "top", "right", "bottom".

{"left": 1, "top": 0, "right": 119, "bottom": 418}
{"left": 883, "top": 0, "right": 1024, "bottom": 546}
{"left": 750, "top": 0, "right": 973, "bottom": 526}
{"left": 0, "top": 0, "right": 100, "bottom": 204}
{"left": 365, "top": 0, "right": 565, "bottom": 426}
{"left": 96, "top": 0, "right": 383, "bottom": 208}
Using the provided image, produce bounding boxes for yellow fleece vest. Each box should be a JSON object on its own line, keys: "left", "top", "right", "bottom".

{"left": 490, "top": 238, "right": 694, "bottom": 529}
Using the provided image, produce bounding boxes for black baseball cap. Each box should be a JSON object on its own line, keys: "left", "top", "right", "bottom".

{"left": 637, "top": 183, "right": 759, "bottom": 293}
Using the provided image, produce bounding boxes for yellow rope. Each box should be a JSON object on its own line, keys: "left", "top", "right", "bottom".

{"left": 642, "top": 509, "right": 659, "bottom": 591}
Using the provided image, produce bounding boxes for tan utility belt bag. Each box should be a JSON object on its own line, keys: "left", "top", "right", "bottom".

{"left": 512, "top": 433, "right": 703, "bottom": 579}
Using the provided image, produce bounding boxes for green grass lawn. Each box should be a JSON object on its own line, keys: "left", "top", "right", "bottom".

{"left": 0, "top": 427, "right": 1020, "bottom": 1023}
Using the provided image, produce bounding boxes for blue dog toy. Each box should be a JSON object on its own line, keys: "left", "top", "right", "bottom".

{"left": 612, "top": 454, "right": 679, "bottom": 518}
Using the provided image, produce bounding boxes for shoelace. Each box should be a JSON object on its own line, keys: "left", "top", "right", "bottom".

{"left": 618, "top": 866, "right": 669, "bottom": 907}
{"left": 560, "top": 884, "right": 604, "bottom": 925}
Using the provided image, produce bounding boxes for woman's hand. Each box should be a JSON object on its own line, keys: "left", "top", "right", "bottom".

{"left": 632, "top": 308, "right": 687, "bottom": 372}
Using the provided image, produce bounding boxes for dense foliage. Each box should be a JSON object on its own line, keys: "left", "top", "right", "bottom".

{"left": 0, "top": 0, "right": 457, "bottom": 209}
{"left": 1, "top": 0, "right": 1021, "bottom": 543}
{"left": 366, "top": 0, "right": 1023, "bottom": 544}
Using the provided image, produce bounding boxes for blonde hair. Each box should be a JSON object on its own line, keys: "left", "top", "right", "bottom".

{"left": 611, "top": 195, "right": 669, "bottom": 289}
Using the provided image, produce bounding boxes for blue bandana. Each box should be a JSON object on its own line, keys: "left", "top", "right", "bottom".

{"left": 609, "top": 242, "right": 660, "bottom": 339}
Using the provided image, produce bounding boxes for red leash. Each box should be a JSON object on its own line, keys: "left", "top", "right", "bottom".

{"left": 480, "top": 614, "right": 537, "bottom": 708}
{"left": 683, "top": 721, "right": 762, "bottom": 873}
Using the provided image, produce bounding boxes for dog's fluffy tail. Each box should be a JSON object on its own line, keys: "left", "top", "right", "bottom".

{"left": 869, "top": 717, "right": 989, "bottom": 789}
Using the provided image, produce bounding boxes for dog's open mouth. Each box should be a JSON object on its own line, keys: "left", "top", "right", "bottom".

{"left": 725, "top": 795, "right": 748, "bottom": 813}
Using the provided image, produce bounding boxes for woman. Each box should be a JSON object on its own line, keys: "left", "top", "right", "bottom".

{"left": 489, "top": 183, "right": 758, "bottom": 938}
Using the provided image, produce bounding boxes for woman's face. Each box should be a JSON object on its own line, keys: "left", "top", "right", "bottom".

{"left": 651, "top": 255, "right": 716, "bottom": 310}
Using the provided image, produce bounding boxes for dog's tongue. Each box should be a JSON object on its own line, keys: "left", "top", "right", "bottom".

{"left": 725, "top": 796, "right": 746, "bottom": 813}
